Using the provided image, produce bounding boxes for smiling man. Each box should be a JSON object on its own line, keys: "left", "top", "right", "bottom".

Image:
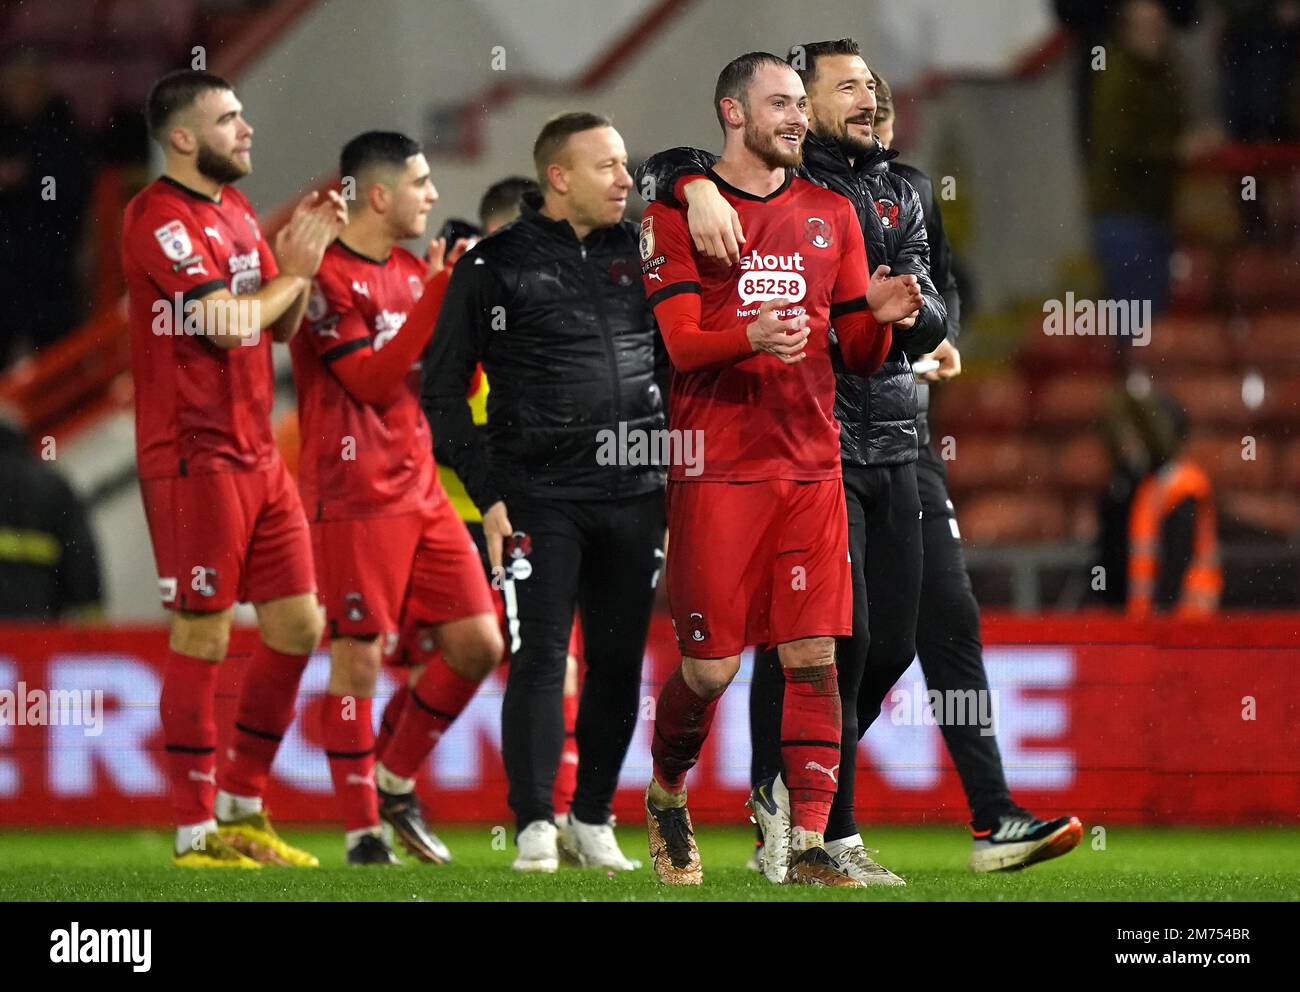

{"left": 634, "top": 38, "right": 948, "bottom": 887}
{"left": 422, "top": 112, "right": 667, "bottom": 875}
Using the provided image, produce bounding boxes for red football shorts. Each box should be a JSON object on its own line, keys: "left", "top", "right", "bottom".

{"left": 311, "top": 494, "right": 495, "bottom": 648}
{"left": 141, "top": 457, "right": 315, "bottom": 611}
{"left": 664, "top": 477, "right": 851, "bottom": 659}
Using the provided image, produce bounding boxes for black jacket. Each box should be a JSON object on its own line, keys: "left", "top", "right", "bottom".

{"left": 422, "top": 194, "right": 666, "bottom": 509}
{"left": 634, "top": 133, "right": 947, "bottom": 467}
{"left": 890, "top": 161, "right": 962, "bottom": 448}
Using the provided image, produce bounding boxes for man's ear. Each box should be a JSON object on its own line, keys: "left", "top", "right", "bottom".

{"left": 546, "top": 162, "right": 569, "bottom": 195}
{"left": 368, "top": 181, "right": 389, "bottom": 214}
{"left": 168, "top": 124, "right": 196, "bottom": 156}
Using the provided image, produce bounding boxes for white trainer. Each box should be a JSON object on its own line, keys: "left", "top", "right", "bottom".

{"left": 557, "top": 811, "right": 642, "bottom": 871}
{"left": 826, "top": 835, "right": 907, "bottom": 886}
{"left": 746, "top": 774, "right": 790, "bottom": 885}
{"left": 511, "top": 819, "right": 559, "bottom": 872}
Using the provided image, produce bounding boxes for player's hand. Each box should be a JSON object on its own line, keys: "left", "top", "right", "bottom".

{"left": 866, "top": 265, "right": 923, "bottom": 324}
{"left": 683, "top": 179, "right": 745, "bottom": 264}
{"left": 483, "top": 501, "right": 513, "bottom": 577}
{"left": 425, "top": 236, "right": 475, "bottom": 282}
{"left": 274, "top": 207, "right": 335, "bottom": 279}
{"left": 747, "top": 297, "right": 810, "bottom": 365}
{"left": 918, "top": 338, "right": 962, "bottom": 381}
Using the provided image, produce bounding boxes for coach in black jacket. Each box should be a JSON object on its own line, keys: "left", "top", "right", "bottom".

{"left": 423, "top": 113, "right": 665, "bottom": 873}
{"left": 634, "top": 39, "right": 947, "bottom": 883}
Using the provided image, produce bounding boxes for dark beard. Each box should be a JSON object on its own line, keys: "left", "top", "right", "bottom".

{"left": 196, "top": 142, "right": 247, "bottom": 184}
{"left": 742, "top": 122, "right": 802, "bottom": 170}
{"left": 833, "top": 126, "right": 875, "bottom": 159}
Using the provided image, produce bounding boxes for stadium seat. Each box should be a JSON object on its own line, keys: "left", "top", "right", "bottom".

{"left": 944, "top": 435, "right": 1053, "bottom": 492}
{"left": 1017, "top": 320, "right": 1116, "bottom": 375}
{"left": 959, "top": 492, "right": 1068, "bottom": 545}
{"left": 1031, "top": 373, "right": 1115, "bottom": 429}
{"left": 1183, "top": 434, "right": 1278, "bottom": 492}
{"left": 1054, "top": 433, "right": 1112, "bottom": 493}
{"left": 1162, "top": 373, "right": 1254, "bottom": 428}
{"left": 1242, "top": 313, "right": 1300, "bottom": 372}
{"left": 930, "top": 371, "right": 1031, "bottom": 433}
{"left": 1141, "top": 314, "right": 1231, "bottom": 368}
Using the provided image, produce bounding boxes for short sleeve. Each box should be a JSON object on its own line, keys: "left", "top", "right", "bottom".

{"left": 125, "top": 202, "right": 225, "bottom": 304}
{"left": 640, "top": 204, "right": 701, "bottom": 307}
{"left": 298, "top": 262, "right": 372, "bottom": 366}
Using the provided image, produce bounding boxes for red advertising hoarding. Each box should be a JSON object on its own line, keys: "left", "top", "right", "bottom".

{"left": 1, "top": 613, "right": 1297, "bottom": 827}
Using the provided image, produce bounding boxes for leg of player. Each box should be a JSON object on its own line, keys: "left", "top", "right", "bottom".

{"left": 374, "top": 612, "right": 501, "bottom": 863}
{"left": 646, "top": 655, "right": 739, "bottom": 884}
{"left": 163, "top": 608, "right": 258, "bottom": 869}
{"left": 560, "top": 500, "right": 663, "bottom": 872}
{"left": 914, "top": 448, "right": 1082, "bottom": 871}
{"left": 322, "top": 635, "right": 400, "bottom": 866}
{"left": 774, "top": 636, "right": 863, "bottom": 888}
{"left": 215, "top": 592, "right": 323, "bottom": 867}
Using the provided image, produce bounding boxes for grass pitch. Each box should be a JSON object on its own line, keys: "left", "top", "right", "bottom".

{"left": 2, "top": 825, "right": 1297, "bottom": 902}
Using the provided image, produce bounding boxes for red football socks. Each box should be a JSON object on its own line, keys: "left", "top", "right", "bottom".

{"left": 375, "top": 681, "right": 411, "bottom": 760}
{"left": 380, "top": 658, "right": 479, "bottom": 780}
{"left": 553, "top": 689, "right": 579, "bottom": 812}
{"left": 217, "top": 643, "right": 310, "bottom": 799}
{"left": 650, "top": 667, "right": 718, "bottom": 795}
{"left": 780, "top": 663, "right": 842, "bottom": 836}
{"left": 160, "top": 649, "right": 219, "bottom": 826}
{"left": 322, "top": 693, "right": 378, "bottom": 831}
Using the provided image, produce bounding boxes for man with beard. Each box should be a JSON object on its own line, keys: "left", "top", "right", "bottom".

{"left": 873, "top": 73, "right": 1083, "bottom": 872}
{"left": 634, "top": 39, "right": 947, "bottom": 886}
{"left": 639, "top": 52, "right": 920, "bottom": 886}
{"left": 123, "top": 70, "right": 344, "bottom": 867}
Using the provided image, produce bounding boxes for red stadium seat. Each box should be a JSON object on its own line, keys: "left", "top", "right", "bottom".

{"left": 1183, "top": 434, "right": 1278, "bottom": 492}
{"left": 929, "top": 371, "right": 1031, "bottom": 433}
{"left": 1241, "top": 313, "right": 1300, "bottom": 372}
{"left": 1055, "top": 433, "right": 1112, "bottom": 492}
{"left": 1031, "top": 373, "right": 1115, "bottom": 429}
{"left": 959, "top": 492, "right": 1069, "bottom": 545}
{"left": 1141, "top": 314, "right": 1231, "bottom": 368}
{"left": 944, "top": 435, "right": 1053, "bottom": 492}
{"left": 1161, "top": 373, "right": 1255, "bottom": 428}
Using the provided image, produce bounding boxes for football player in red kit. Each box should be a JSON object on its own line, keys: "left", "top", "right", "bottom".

{"left": 640, "top": 53, "right": 921, "bottom": 885}
{"left": 123, "top": 70, "right": 345, "bottom": 867}
{"left": 291, "top": 132, "right": 501, "bottom": 865}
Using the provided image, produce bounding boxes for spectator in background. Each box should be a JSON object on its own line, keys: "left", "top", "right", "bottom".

{"left": 1095, "top": 385, "right": 1220, "bottom": 616}
{"left": 1214, "top": 0, "right": 1300, "bottom": 141}
{"left": 1086, "top": 0, "right": 1191, "bottom": 319}
{"left": 1054, "top": 0, "right": 1199, "bottom": 154}
{"left": 0, "top": 406, "right": 103, "bottom": 620}
{"left": 0, "top": 50, "right": 92, "bottom": 368}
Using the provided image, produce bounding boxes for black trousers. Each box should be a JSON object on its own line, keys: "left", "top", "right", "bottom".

{"left": 751, "top": 462, "right": 923, "bottom": 842}
{"left": 912, "top": 444, "right": 1014, "bottom": 826}
{"left": 750, "top": 450, "right": 1017, "bottom": 833}
{"left": 500, "top": 490, "right": 665, "bottom": 832}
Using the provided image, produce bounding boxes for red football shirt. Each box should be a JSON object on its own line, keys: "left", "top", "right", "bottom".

{"left": 123, "top": 176, "right": 279, "bottom": 479}
{"left": 290, "top": 240, "right": 439, "bottom": 520}
{"left": 642, "top": 171, "right": 871, "bottom": 482}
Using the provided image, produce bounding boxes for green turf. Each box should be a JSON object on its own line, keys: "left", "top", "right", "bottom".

{"left": 1, "top": 826, "right": 1297, "bottom": 901}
